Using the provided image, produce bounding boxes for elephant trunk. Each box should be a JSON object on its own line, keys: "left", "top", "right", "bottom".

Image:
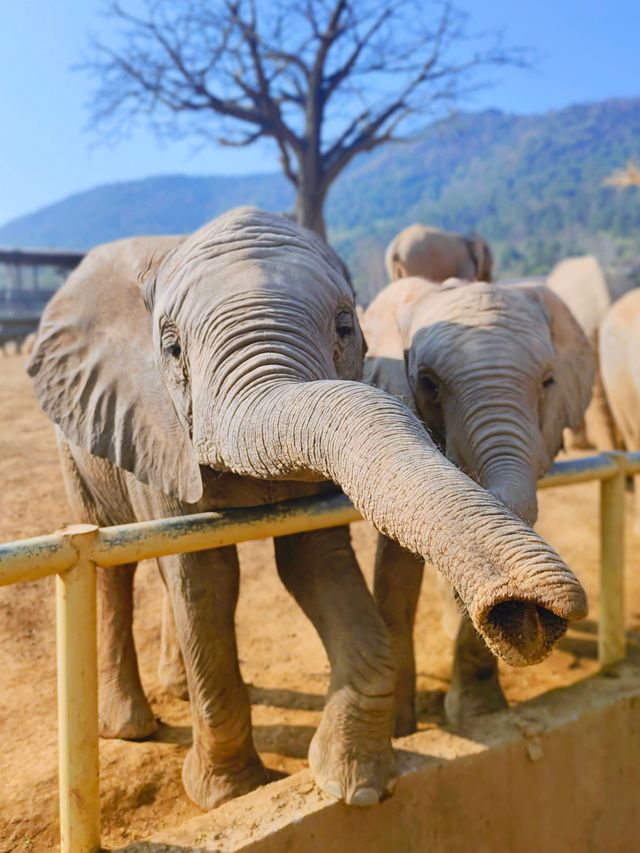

{"left": 450, "top": 391, "right": 544, "bottom": 526}
{"left": 482, "top": 458, "right": 539, "bottom": 527}
{"left": 195, "top": 376, "right": 585, "bottom": 667}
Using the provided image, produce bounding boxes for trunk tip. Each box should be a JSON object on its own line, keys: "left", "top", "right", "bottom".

{"left": 482, "top": 600, "right": 568, "bottom": 666}
{"left": 476, "top": 582, "right": 587, "bottom": 666}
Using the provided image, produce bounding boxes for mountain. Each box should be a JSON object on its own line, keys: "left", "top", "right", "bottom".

{"left": 0, "top": 174, "right": 292, "bottom": 249}
{"left": 1, "top": 97, "right": 639, "bottom": 300}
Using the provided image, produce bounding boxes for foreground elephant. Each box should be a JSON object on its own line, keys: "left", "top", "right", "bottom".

{"left": 363, "top": 277, "right": 594, "bottom": 733}
{"left": 28, "top": 209, "right": 586, "bottom": 809}
{"left": 385, "top": 224, "right": 493, "bottom": 283}
{"left": 547, "top": 255, "right": 637, "bottom": 449}
{"left": 600, "top": 288, "right": 640, "bottom": 530}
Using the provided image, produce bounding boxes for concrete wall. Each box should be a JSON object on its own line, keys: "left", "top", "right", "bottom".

{"left": 124, "top": 664, "right": 640, "bottom": 853}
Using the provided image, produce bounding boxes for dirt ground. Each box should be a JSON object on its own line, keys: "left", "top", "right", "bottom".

{"left": 1, "top": 353, "right": 639, "bottom": 852}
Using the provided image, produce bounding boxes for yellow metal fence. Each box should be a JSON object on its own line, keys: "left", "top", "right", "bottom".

{"left": 1, "top": 451, "right": 639, "bottom": 853}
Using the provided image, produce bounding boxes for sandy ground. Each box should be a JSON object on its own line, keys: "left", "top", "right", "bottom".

{"left": 1, "top": 353, "right": 639, "bottom": 852}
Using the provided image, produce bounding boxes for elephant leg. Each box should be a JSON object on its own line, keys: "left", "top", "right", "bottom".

{"left": 584, "top": 364, "right": 620, "bottom": 450}
{"left": 98, "top": 563, "right": 157, "bottom": 739}
{"left": 372, "top": 534, "right": 424, "bottom": 737}
{"left": 444, "top": 612, "right": 507, "bottom": 727}
{"left": 158, "top": 547, "right": 267, "bottom": 810}
{"left": 157, "top": 583, "right": 189, "bottom": 700}
{"left": 275, "top": 526, "right": 396, "bottom": 806}
{"left": 56, "top": 437, "right": 154, "bottom": 738}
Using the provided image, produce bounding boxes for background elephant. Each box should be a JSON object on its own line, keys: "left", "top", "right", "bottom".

{"left": 600, "top": 288, "right": 640, "bottom": 531}
{"left": 28, "top": 209, "right": 586, "bottom": 810}
{"left": 547, "top": 255, "right": 637, "bottom": 450}
{"left": 384, "top": 224, "right": 493, "bottom": 283}
{"left": 362, "top": 276, "right": 594, "bottom": 733}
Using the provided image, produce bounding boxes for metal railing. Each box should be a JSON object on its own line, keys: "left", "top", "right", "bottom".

{"left": 0, "top": 315, "right": 40, "bottom": 349}
{"left": 1, "top": 451, "right": 639, "bottom": 853}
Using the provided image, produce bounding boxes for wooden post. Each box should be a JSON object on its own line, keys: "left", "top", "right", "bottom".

{"left": 599, "top": 453, "right": 626, "bottom": 668}
{"left": 56, "top": 525, "right": 101, "bottom": 853}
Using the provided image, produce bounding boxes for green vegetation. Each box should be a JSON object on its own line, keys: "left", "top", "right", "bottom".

{"left": 1, "top": 97, "right": 639, "bottom": 301}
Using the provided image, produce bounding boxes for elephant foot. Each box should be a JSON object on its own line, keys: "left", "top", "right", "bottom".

{"left": 309, "top": 686, "right": 396, "bottom": 806}
{"left": 158, "top": 658, "right": 189, "bottom": 701}
{"left": 99, "top": 685, "right": 158, "bottom": 740}
{"left": 444, "top": 674, "right": 508, "bottom": 728}
{"left": 182, "top": 747, "right": 268, "bottom": 809}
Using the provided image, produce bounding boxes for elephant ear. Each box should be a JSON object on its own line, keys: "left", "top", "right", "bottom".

{"left": 534, "top": 286, "right": 596, "bottom": 453}
{"left": 364, "top": 353, "right": 418, "bottom": 415}
{"left": 361, "top": 279, "right": 430, "bottom": 415}
{"left": 27, "top": 244, "right": 203, "bottom": 503}
{"left": 467, "top": 234, "right": 493, "bottom": 281}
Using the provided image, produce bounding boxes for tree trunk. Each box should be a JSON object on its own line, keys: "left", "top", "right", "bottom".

{"left": 294, "top": 183, "right": 327, "bottom": 240}
{"left": 293, "top": 133, "right": 328, "bottom": 240}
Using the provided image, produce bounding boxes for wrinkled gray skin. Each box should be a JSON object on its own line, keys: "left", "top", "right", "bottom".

{"left": 28, "top": 209, "right": 587, "bottom": 810}
{"left": 363, "top": 277, "right": 594, "bottom": 733}
{"left": 547, "top": 255, "right": 637, "bottom": 450}
{"left": 600, "top": 289, "right": 640, "bottom": 532}
{"left": 385, "top": 224, "right": 493, "bottom": 283}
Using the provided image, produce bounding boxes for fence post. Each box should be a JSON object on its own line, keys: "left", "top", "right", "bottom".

{"left": 599, "top": 453, "right": 626, "bottom": 668}
{"left": 56, "top": 524, "right": 101, "bottom": 853}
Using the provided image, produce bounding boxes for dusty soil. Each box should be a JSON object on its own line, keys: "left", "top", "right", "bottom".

{"left": 1, "top": 353, "right": 639, "bottom": 852}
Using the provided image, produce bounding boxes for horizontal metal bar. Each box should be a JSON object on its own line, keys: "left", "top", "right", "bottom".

{"left": 0, "top": 248, "right": 84, "bottom": 268}
{"left": 0, "top": 492, "right": 362, "bottom": 585}
{"left": 625, "top": 451, "right": 640, "bottom": 476}
{"left": 536, "top": 455, "right": 619, "bottom": 489}
{"left": 0, "top": 533, "right": 78, "bottom": 586}
{"left": 1, "top": 453, "right": 637, "bottom": 586}
{"left": 0, "top": 316, "right": 40, "bottom": 329}
{"left": 93, "top": 492, "right": 362, "bottom": 568}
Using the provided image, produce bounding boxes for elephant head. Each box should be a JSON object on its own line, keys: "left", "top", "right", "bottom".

{"left": 364, "top": 277, "right": 595, "bottom": 526}
{"left": 28, "top": 209, "right": 586, "bottom": 665}
{"left": 384, "top": 224, "right": 494, "bottom": 283}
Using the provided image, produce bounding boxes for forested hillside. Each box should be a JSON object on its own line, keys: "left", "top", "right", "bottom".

{"left": 1, "top": 97, "right": 638, "bottom": 300}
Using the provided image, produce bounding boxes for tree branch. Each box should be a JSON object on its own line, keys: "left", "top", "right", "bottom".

{"left": 226, "top": 1, "right": 303, "bottom": 152}
{"left": 322, "top": 6, "right": 392, "bottom": 101}
{"left": 84, "top": 0, "right": 531, "bottom": 236}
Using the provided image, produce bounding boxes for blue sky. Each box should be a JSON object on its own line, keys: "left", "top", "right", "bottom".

{"left": 0, "top": 0, "right": 637, "bottom": 225}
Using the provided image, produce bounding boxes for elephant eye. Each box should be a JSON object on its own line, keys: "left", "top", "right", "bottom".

{"left": 542, "top": 376, "right": 555, "bottom": 388}
{"left": 336, "top": 311, "right": 353, "bottom": 339}
{"left": 419, "top": 371, "right": 440, "bottom": 399}
{"left": 161, "top": 322, "right": 182, "bottom": 359}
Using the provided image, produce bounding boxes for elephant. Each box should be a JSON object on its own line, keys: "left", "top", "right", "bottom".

{"left": 362, "top": 276, "right": 594, "bottom": 734}
{"left": 600, "top": 288, "right": 640, "bottom": 531}
{"left": 27, "top": 208, "right": 587, "bottom": 810}
{"left": 384, "top": 224, "right": 493, "bottom": 283}
{"left": 547, "top": 255, "right": 637, "bottom": 450}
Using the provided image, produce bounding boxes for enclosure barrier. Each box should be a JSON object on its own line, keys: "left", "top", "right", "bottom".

{"left": 1, "top": 451, "right": 639, "bottom": 853}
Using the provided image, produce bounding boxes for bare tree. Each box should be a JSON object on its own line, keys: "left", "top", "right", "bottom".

{"left": 86, "top": 0, "right": 525, "bottom": 238}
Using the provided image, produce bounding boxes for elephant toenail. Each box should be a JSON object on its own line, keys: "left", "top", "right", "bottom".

{"left": 323, "top": 780, "right": 343, "bottom": 800}
{"left": 349, "top": 786, "right": 380, "bottom": 806}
